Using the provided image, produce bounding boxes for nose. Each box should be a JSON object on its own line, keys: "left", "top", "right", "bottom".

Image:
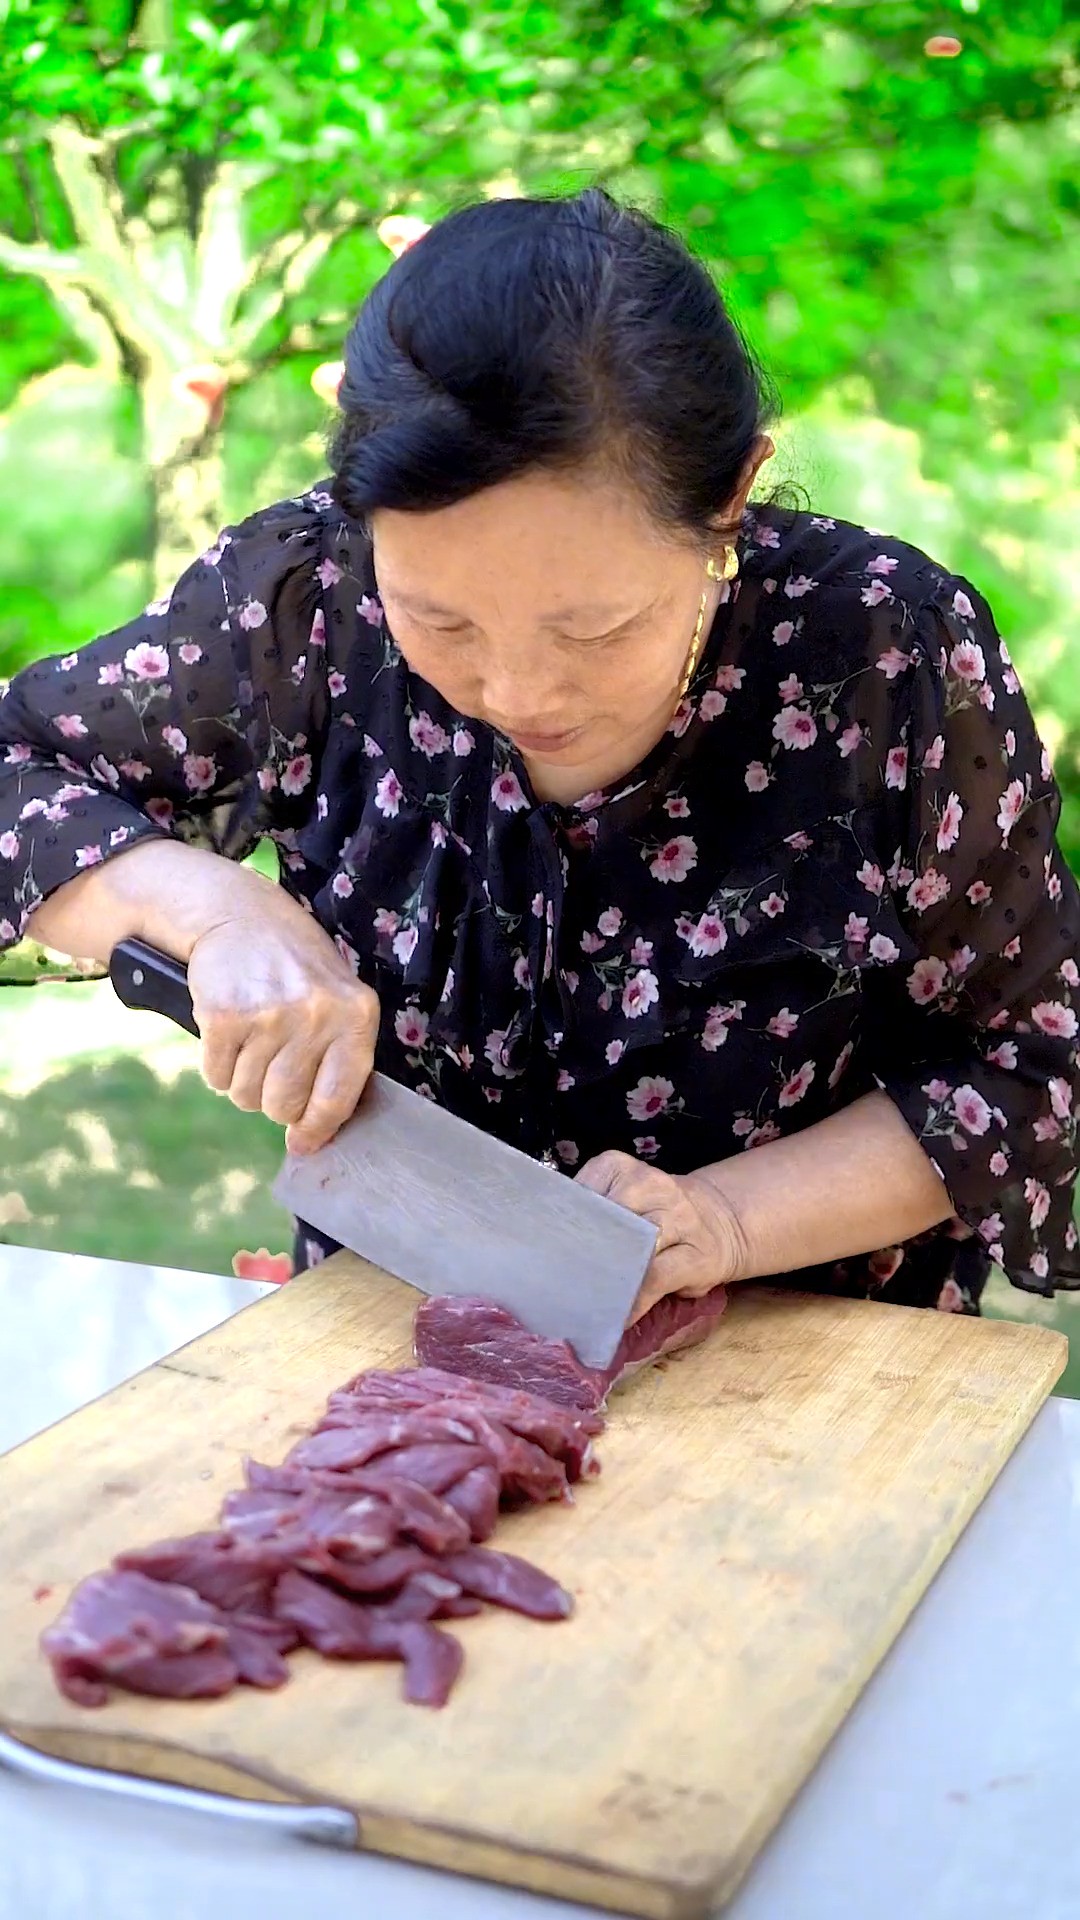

{"left": 480, "top": 649, "right": 567, "bottom": 735}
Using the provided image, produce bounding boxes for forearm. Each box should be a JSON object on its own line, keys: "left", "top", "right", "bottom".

{"left": 28, "top": 839, "right": 285, "bottom": 966}
{"left": 692, "top": 1091, "right": 954, "bottom": 1282}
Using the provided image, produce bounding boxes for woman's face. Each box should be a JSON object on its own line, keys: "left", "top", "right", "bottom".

{"left": 370, "top": 455, "right": 767, "bottom": 780}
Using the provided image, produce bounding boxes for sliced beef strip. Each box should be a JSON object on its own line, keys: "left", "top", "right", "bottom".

{"left": 287, "top": 1411, "right": 474, "bottom": 1471}
{"left": 332, "top": 1370, "right": 603, "bottom": 1477}
{"left": 244, "top": 1459, "right": 470, "bottom": 1555}
{"left": 413, "top": 1285, "right": 730, "bottom": 1412}
{"left": 356, "top": 1442, "right": 490, "bottom": 1496}
{"left": 442, "top": 1547, "right": 574, "bottom": 1621}
{"left": 41, "top": 1570, "right": 291, "bottom": 1706}
{"left": 219, "top": 1485, "right": 398, "bottom": 1560}
{"left": 273, "top": 1569, "right": 462, "bottom": 1707}
{"left": 114, "top": 1532, "right": 281, "bottom": 1614}
{"left": 442, "top": 1465, "right": 501, "bottom": 1543}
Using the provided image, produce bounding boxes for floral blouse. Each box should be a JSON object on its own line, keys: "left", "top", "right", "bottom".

{"left": 3, "top": 486, "right": 1079, "bottom": 1314}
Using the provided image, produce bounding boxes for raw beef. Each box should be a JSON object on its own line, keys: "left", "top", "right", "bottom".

{"left": 244, "top": 1460, "right": 471, "bottom": 1555}
{"left": 273, "top": 1569, "right": 463, "bottom": 1707}
{"left": 442, "top": 1465, "right": 501, "bottom": 1542}
{"left": 41, "top": 1570, "right": 292, "bottom": 1707}
{"left": 331, "top": 1370, "right": 603, "bottom": 1479}
{"left": 413, "top": 1285, "right": 730, "bottom": 1412}
{"left": 115, "top": 1533, "right": 282, "bottom": 1614}
{"left": 442, "top": 1548, "right": 574, "bottom": 1621}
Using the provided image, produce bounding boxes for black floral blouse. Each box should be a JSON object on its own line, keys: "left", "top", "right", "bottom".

{"left": 3, "top": 486, "right": 1079, "bottom": 1314}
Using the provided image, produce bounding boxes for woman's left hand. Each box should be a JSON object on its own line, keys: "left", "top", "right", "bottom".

{"left": 574, "top": 1152, "right": 745, "bottom": 1322}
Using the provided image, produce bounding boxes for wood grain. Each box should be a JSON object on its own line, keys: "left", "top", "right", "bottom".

{"left": 0, "top": 1258, "right": 1065, "bottom": 1918}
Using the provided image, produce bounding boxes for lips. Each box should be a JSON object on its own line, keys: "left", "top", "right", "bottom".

{"left": 506, "top": 726, "right": 584, "bottom": 755}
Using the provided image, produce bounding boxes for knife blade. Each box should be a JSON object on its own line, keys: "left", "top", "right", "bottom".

{"left": 109, "top": 939, "right": 657, "bottom": 1367}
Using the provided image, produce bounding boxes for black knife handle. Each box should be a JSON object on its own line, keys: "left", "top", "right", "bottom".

{"left": 109, "top": 939, "right": 200, "bottom": 1038}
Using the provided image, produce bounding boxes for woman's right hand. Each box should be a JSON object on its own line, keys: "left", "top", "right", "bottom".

{"left": 186, "top": 906, "right": 380, "bottom": 1156}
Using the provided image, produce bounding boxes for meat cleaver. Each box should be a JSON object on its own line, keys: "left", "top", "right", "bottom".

{"left": 108, "top": 939, "right": 657, "bottom": 1367}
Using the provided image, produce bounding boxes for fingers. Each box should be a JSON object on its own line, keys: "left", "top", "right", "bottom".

{"left": 287, "top": 1035, "right": 376, "bottom": 1156}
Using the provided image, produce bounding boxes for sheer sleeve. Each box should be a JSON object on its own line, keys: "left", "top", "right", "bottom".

{"left": 0, "top": 495, "right": 328, "bottom": 948}
{"left": 866, "top": 570, "right": 1080, "bottom": 1296}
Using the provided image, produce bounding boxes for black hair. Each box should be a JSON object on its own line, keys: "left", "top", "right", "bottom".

{"left": 328, "top": 185, "right": 783, "bottom": 550}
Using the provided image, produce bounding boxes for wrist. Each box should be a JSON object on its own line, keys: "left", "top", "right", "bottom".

{"left": 678, "top": 1169, "right": 753, "bottom": 1285}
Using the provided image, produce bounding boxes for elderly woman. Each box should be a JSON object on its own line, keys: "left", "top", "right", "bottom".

{"left": 2, "top": 186, "right": 1078, "bottom": 1321}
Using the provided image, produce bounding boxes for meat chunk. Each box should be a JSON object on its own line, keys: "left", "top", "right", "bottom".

{"left": 443, "top": 1547, "right": 574, "bottom": 1621}
{"left": 40, "top": 1570, "right": 291, "bottom": 1706}
{"left": 333, "top": 1369, "right": 603, "bottom": 1478}
{"left": 413, "top": 1286, "right": 729, "bottom": 1411}
{"left": 442, "top": 1465, "right": 501, "bottom": 1542}
{"left": 288, "top": 1411, "right": 474, "bottom": 1470}
{"left": 244, "top": 1459, "right": 470, "bottom": 1555}
{"left": 273, "top": 1569, "right": 463, "bottom": 1706}
{"left": 114, "top": 1532, "right": 280, "bottom": 1614}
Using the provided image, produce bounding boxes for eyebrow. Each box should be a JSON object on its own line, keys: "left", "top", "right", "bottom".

{"left": 390, "top": 590, "right": 655, "bottom": 630}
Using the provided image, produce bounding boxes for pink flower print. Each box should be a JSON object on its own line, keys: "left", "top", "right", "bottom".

{"left": 1024, "top": 1177, "right": 1051, "bottom": 1230}
{"left": 951, "top": 588, "right": 976, "bottom": 621}
{"left": 773, "top": 707, "right": 817, "bottom": 751}
{"left": 885, "top": 746, "right": 908, "bottom": 790}
{"left": 55, "top": 714, "right": 88, "bottom": 739}
{"left": 328, "top": 671, "right": 347, "bottom": 698}
{"left": 176, "top": 643, "right": 204, "bottom": 670}
{"left": 373, "top": 908, "right": 400, "bottom": 936}
{"left": 363, "top": 734, "right": 383, "bottom": 759}
{"left": 1002, "top": 937, "right": 1022, "bottom": 960}
{"left": 783, "top": 574, "right": 816, "bottom": 599}
{"left": 4, "top": 743, "right": 31, "bottom": 766}
{"left": 236, "top": 600, "right": 267, "bottom": 632}
{"left": 988, "top": 1150, "right": 1010, "bottom": 1177}
{"left": 90, "top": 754, "right": 120, "bottom": 790}
{"left": 951, "top": 944, "right": 977, "bottom": 977}
{"left": 857, "top": 861, "right": 885, "bottom": 896}
{"left": 668, "top": 698, "right": 694, "bottom": 738}
{"left": 626, "top": 1075, "right": 674, "bottom": 1122}
{"left": 394, "top": 1007, "right": 430, "bottom": 1049}
{"left": 936, "top": 792, "right": 964, "bottom": 852}
{"left": 996, "top": 779, "right": 1025, "bottom": 843}
{"left": 746, "top": 1121, "right": 781, "bottom": 1150}
{"left": 829, "top": 1040, "right": 854, "bottom": 1089}
{"left": 183, "top": 753, "right": 216, "bottom": 794}
{"left": 1034, "top": 1115, "right": 1061, "bottom": 1143}
{"left": 922, "top": 734, "right": 945, "bottom": 772}
{"left": 661, "top": 800, "right": 692, "bottom": 830}
{"left": 161, "top": 725, "right": 187, "bottom": 755}
{"left": 908, "top": 956, "right": 948, "bottom": 1001}
{"left": 452, "top": 727, "right": 475, "bottom": 758}
{"left": 949, "top": 640, "right": 985, "bottom": 683}
{"left": 1041, "top": 746, "right": 1054, "bottom": 783}
{"left": 355, "top": 594, "right": 383, "bottom": 626}
{"left": 551, "top": 1069, "right": 574, "bottom": 1095}
{"left": 576, "top": 790, "right": 606, "bottom": 813}
{"left": 778, "top": 673, "right": 803, "bottom": 705}
{"left": 699, "top": 690, "right": 726, "bottom": 722}
{"left": 755, "top": 523, "right": 782, "bottom": 548}
{"left": 907, "top": 867, "right": 950, "bottom": 913}
{"left": 375, "top": 769, "right": 403, "bottom": 817}
{"left": 924, "top": 1078, "right": 951, "bottom": 1102}
{"left": 431, "top": 821, "right": 448, "bottom": 849}
{"left": 1032, "top": 1000, "right": 1078, "bottom": 1039}
{"left": 290, "top": 654, "right": 308, "bottom": 685}
{"left": 686, "top": 912, "right": 726, "bottom": 957}
{"left": 867, "top": 553, "right": 899, "bottom": 576}
{"left": 484, "top": 1028, "right": 515, "bottom": 1078}
{"left": 785, "top": 831, "right": 812, "bottom": 851}
{"left": 1030, "top": 1248, "right": 1050, "bottom": 1282}
{"left": 771, "top": 620, "right": 795, "bottom": 647}
{"left": 869, "top": 1246, "right": 905, "bottom": 1284}
{"left": 331, "top": 872, "right": 354, "bottom": 899}
{"left": 0, "top": 830, "right": 19, "bottom": 859}
{"left": 732, "top": 1114, "right": 755, "bottom": 1137}
{"left": 597, "top": 907, "right": 623, "bottom": 936}
{"left": 124, "top": 641, "right": 170, "bottom": 681}
{"left": 606, "top": 1040, "right": 625, "bottom": 1066}
{"left": 0, "top": 918, "right": 16, "bottom": 941}
{"left": 514, "top": 953, "right": 532, "bottom": 990}
{"left": 622, "top": 968, "right": 660, "bottom": 1019}
{"left": 316, "top": 793, "right": 328, "bottom": 820}
{"left": 844, "top": 913, "right": 869, "bottom": 946}
{"left": 768, "top": 1008, "right": 799, "bottom": 1039}
{"left": 1002, "top": 727, "right": 1017, "bottom": 760}
{"left": 935, "top": 1278, "right": 964, "bottom": 1314}
{"left": 779, "top": 1061, "right": 815, "bottom": 1108}
{"left": 97, "top": 661, "right": 123, "bottom": 687}
{"left": 145, "top": 796, "right": 173, "bottom": 826}
{"left": 393, "top": 924, "right": 419, "bottom": 968}
{"left": 58, "top": 651, "right": 79, "bottom": 670}
{"left": 410, "top": 711, "right": 451, "bottom": 758}
{"left": 555, "top": 1140, "right": 580, "bottom": 1166}
{"left": 952, "top": 1085, "right": 992, "bottom": 1135}
{"left": 633, "top": 1136, "right": 661, "bottom": 1160}
{"left": 315, "top": 558, "right": 342, "bottom": 590}
{"left": 745, "top": 761, "right": 770, "bottom": 792}
{"left": 861, "top": 580, "right": 894, "bottom": 609}
{"left": 1048, "top": 869, "right": 1063, "bottom": 902}
{"left": 281, "top": 753, "right": 312, "bottom": 797}
{"left": 580, "top": 930, "right": 604, "bottom": 955}
{"left": 74, "top": 844, "right": 104, "bottom": 869}
{"left": 967, "top": 880, "right": 992, "bottom": 906}
{"left": 714, "top": 664, "right": 745, "bottom": 692}
{"left": 1049, "top": 1077, "right": 1073, "bottom": 1119}
{"left": 875, "top": 646, "right": 912, "bottom": 681}
{"left": 838, "top": 724, "right": 864, "bottom": 759}
{"left": 1062, "top": 958, "right": 1080, "bottom": 987}
{"left": 650, "top": 835, "right": 697, "bottom": 884}
{"left": 760, "top": 892, "right": 785, "bottom": 919}
{"left": 986, "top": 1041, "right": 1017, "bottom": 1070}
{"left": 629, "top": 937, "right": 654, "bottom": 966}
{"left": 492, "top": 770, "right": 527, "bottom": 813}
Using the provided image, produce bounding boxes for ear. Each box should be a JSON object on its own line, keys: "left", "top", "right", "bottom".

{"left": 713, "top": 435, "right": 776, "bottom": 537}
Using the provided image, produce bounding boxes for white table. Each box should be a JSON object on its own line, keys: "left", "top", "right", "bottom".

{"left": 1, "top": 1244, "right": 1078, "bottom": 1920}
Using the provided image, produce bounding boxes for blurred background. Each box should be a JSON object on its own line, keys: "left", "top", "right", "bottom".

{"left": 1, "top": 1, "right": 1078, "bottom": 1377}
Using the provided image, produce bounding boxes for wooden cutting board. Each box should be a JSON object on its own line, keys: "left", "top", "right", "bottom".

{"left": 0, "top": 1258, "right": 1066, "bottom": 1919}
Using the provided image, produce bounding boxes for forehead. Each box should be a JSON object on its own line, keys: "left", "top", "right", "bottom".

{"left": 370, "top": 468, "right": 685, "bottom": 620}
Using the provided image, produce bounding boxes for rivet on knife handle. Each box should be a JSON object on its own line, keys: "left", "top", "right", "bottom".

{"left": 109, "top": 938, "right": 200, "bottom": 1038}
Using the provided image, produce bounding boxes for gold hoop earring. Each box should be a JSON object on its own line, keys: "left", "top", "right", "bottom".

{"left": 677, "top": 550, "right": 736, "bottom": 703}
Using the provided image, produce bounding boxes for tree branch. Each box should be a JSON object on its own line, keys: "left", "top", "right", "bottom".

{"left": 0, "top": 236, "right": 83, "bottom": 276}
